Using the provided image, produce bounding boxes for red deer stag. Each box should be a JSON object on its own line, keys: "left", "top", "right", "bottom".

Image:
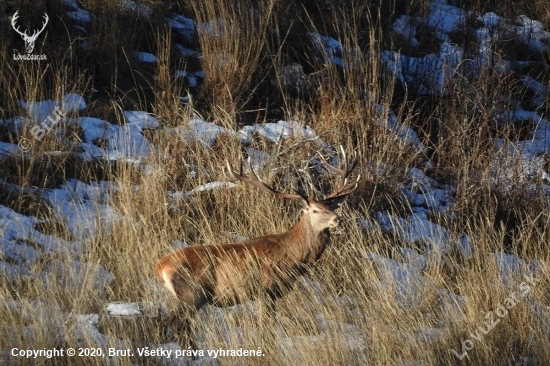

{"left": 155, "top": 148, "right": 360, "bottom": 350}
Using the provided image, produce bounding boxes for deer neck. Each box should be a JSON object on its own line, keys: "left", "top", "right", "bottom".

{"left": 282, "top": 214, "right": 331, "bottom": 264}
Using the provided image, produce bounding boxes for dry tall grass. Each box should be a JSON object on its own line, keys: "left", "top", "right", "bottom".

{"left": 1, "top": 0, "right": 550, "bottom": 365}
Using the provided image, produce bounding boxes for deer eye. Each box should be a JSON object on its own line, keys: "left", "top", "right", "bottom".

{"left": 312, "top": 210, "right": 319, "bottom": 213}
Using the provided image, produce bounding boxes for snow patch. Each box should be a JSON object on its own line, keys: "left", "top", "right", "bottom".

{"left": 134, "top": 52, "right": 157, "bottom": 63}
{"left": 18, "top": 92, "right": 86, "bottom": 122}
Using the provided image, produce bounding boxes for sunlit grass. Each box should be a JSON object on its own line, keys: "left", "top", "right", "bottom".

{"left": 1, "top": 0, "right": 550, "bottom": 364}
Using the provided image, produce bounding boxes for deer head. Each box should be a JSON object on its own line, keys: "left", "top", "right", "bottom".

{"left": 12, "top": 11, "right": 49, "bottom": 54}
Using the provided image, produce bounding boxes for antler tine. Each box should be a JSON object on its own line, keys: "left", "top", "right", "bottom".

{"left": 320, "top": 146, "right": 360, "bottom": 200}
{"left": 319, "top": 145, "right": 358, "bottom": 179}
{"left": 324, "top": 174, "right": 361, "bottom": 200}
{"left": 225, "top": 157, "right": 303, "bottom": 200}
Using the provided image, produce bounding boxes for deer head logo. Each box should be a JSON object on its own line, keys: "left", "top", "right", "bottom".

{"left": 11, "top": 11, "right": 49, "bottom": 54}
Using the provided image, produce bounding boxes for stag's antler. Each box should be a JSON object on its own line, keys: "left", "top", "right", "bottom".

{"left": 319, "top": 146, "right": 360, "bottom": 200}
{"left": 225, "top": 158, "right": 304, "bottom": 200}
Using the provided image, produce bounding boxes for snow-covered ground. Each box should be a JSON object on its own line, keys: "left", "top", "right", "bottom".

{"left": 1, "top": 0, "right": 550, "bottom": 364}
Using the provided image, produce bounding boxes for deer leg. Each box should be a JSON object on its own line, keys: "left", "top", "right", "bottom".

{"left": 169, "top": 275, "right": 209, "bottom": 356}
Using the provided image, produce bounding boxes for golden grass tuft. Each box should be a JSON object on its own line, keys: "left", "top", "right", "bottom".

{"left": 1, "top": 0, "right": 550, "bottom": 364}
